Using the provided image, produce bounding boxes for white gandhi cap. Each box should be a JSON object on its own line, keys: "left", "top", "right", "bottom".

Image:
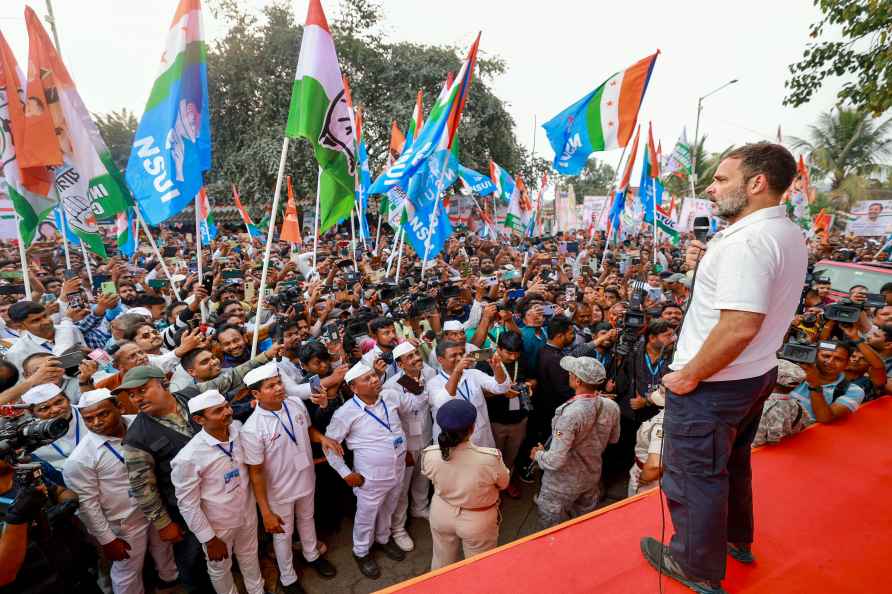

{"left": 188, "top": 390, "right": 226, "bottom": 414}
{"left": 243, "top": 361, "right": 279, "bottom": 388}
{"left": 74, "top": 388, "right": 116, "bottom": 409}
{"left": 344, "top": 361, "right": 373, "bottom": 384}
{"left": 22, "top": 383, "right": 64, "bottom": 406}
{"left": 392, "top": 342, "right": 415, "bottom": 360}
{"left": 443, "top": 320, "right": 464, "bottom": 332}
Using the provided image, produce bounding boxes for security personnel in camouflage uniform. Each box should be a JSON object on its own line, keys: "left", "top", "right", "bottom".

{"left": 627, "top": 387, "right": 666, "bottom": 496}
{"left": 753, "top": 360, "right": 809, "bottom": 447}
{"left": 530, "top": 356, "right": 620, "bottom": 529}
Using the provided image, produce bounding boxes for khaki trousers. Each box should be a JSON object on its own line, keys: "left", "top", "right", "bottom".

{"left": 429, "top": 494, "right": 499, "bottom": 570}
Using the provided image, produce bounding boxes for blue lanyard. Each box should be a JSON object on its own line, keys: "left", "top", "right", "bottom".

{"left": 439, "top": 371, "right": 471, "bottom": 402}
{"left": 271, "top": 402, "right": 297, "bottom": 445}
{"left": 216, "top": 442, "right": 235, "bottom": 459}
{"left": 644, "top": 353, "right": 664, "bottom": 382}
{"left": 50, "top": 411, "right": 81, "bottom": 458}
{"left": 103, "top": 442, "right": 125, "bottom": 464}
{"left": 353, "top": 397, "right": 392, "bottom": 432}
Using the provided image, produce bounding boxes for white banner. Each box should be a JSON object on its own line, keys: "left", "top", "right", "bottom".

{"left": 581, "top": 195, "right": 609, "bottom": 231}
{"left": 677, "top": 197, "right": 713, "bottom": 232}
{"left": 846, "top": 200, "right": 892, "bottom": 237}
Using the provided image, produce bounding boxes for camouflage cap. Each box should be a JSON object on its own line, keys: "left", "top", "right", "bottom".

{"left": 559, "top": 356, "right": 606, "bottom": 386}
{"left": 776, "top": 360, "right": 806, "bottom": 387}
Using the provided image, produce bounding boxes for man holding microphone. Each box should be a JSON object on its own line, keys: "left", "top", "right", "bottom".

{"left": 640, "top": 143, "right": 807, "bottom": 594}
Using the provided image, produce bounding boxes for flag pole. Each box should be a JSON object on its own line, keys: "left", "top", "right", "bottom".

{"left": 652, "top": 176, "right": 658, "bottom": 267}
{"left": 385, "top": 226, "right": 402, "bottom": 277}
{"left": 194, "top": 193, "right": 206, "bottom": 322}
{"left": 251, "top": 137, "right": 289, "bottom": 358}
{"left": 311, "top": 169, "right": 321, "bottom": 277}
{"left": 373, "top": 202, "right": 383, "bottom": 256}
{"left": 597, "top": 142, "right": 633, "bottom": 272}
{"left": 79, "top": 243, "right": 94, "bottom": 299}
{"left": 134, "top": 207, "right": 182, "bottom": 301}
{"left": 395, "top": 227, "right": 405, "bottom": 283}
{"left": 15, "top": 216, "right": 32, "bottom": 299}
{"left": 349, "top": 205, "right": 358, "bottom": 272}
{"left": 57, "top": 206, "right": 72, "bottom": 269}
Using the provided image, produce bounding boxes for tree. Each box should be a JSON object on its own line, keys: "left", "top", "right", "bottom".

{"left": 564, "top": 158, "right": 615, "bottom": 202}
{"left": 661, "top": 136, "right": 733, "bottom": 197}
{"left": 203, "top": 0, "right": 526, "bottom": 213}
{"left": 789, "top": 108, "right": 892, "bottom": 207}
{"left": 784, "top": 0, "right": 892, "bottom": 116}
{"left": 92, "top": 109, "right": 139, "bottom": 171}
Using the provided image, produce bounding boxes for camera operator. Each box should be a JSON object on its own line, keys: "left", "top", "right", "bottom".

{"left": 22, "top": 382, "right": 88, "bottom": 478}
{"left": 792, "top": 341, "right": 865, "bottom": 424}
{"left": 824, "top": 319, "right": 887, "bottom": 401}
{"left": 0, "top": 417, "right": 99, "bottom": 593}
{"left": 361, "top": 317, "right": 402, "bottom": 381}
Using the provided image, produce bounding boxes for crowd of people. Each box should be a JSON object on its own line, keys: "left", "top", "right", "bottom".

{"left": 0, "top": 172, "right": 887, "bottom": 594}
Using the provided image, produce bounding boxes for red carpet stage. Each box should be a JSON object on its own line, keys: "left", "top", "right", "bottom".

{"left": 383, "top": 397, "right": 892, "bottom": 594}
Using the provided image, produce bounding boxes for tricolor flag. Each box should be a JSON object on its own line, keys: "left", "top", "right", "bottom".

{"left": 405, "top": 89, "right": 424, "bottom": 148}
{"left": 608, "top": 125, "right": 640, "bottom": 231}
{"left": 655, "top": 204, "right": 679, "bottom": 245}
{"left": 369, "top": 33, "right": 480, "bottom": 195}
{"left": 664, "top": 127, "right": 692, "bottom": 177}
{"left": 0, "top": 31, "right": 57, "bottom": 246}
{"left": 543, "top": 51, "right": 658, "bottom": 175}
{"left": 489, "top": 160, "right": 516, "bottom": 204}
{"left": 281, "top": 176, "right": 302, "bottom": 244}
{"left": 25, "top": 7, "right": 131, "bottom": 255}
{"left": 196, "top": 187, "right": 216, "bottom": 245}
{"left": 502, "top": 177, "right": 525, "bottom": 233}
{"left": 115, "top": 208, "right": 138, "bottom": 257}
{"left": 638, "top": 122, "right": 663, "bottom": 224}
{"left": 232, "top": 185, "right": 261, "bottom": 237}
{"left": 126, "top": 0, "right": 211, "bottom": 226}
{"left": 285, "top": 0, "right": 355, "bottom": 234}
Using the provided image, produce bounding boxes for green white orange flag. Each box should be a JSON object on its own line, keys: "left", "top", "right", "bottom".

{"left": 0, "top": 31, "right": 57, "bottom": 246}
{"left": 24, "top": 7, "right": 130, "bottom": 256}
{"left": 406, "top": 90, "right": 424, "bottom": 145}
{"left": 285, "top": 0, "right": 355, "bottom": 234}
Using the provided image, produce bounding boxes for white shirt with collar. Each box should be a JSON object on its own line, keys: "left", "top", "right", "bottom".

{"left": 63, "top": 415, "right": 139, "bottom": 545}
{"left": 428, "top": 367, "right": 511, "bottom": 449}
{"left": 324, "top": 391, "right": 413, "bottom": 482}
{"left": 361, "top": 344, "right": 401, "bottom": 381}
{"left": 671, "top": 205, "right": 807, "bottom": 381}
{"left": 171, "top": 421, "right": 256, "bottom": 544}
{"left": 381, "top": 363, "right": 438, "bottom": 451}
{"left": 34, "top": 407, "right": 87, "bottom": 471}
{"left": 240, "top": 396, "right": 315, "bottom": 504}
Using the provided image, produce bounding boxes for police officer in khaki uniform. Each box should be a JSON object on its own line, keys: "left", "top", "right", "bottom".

{"left": 421, "top": 399, "right": 509, "bottom": 570}
{"left": 628, "top": 386, "right": 666, "bottom": 496}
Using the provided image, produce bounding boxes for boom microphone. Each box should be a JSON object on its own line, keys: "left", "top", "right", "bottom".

{"left": 692, "top": 216, "right": 710, "bottom": 243}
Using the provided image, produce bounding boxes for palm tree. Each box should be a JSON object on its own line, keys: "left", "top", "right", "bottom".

{"left": 661, "top": 136, "right": 734, "bottom": 197}
{"left": 93, "top": 108, "right": 139, "bottom": 171}
{"left": 788, "top": 108, "right": 892, "bottom": 208}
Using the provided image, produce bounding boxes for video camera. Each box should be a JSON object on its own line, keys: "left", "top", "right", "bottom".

{"left": 614, "top": 281, "right": 647, "bottom": 357}
{"left": 267, "top": 286, "right": 303, "bottom": 310}
{"left": 0, "top": 409, "right": 69, "bottom": 489}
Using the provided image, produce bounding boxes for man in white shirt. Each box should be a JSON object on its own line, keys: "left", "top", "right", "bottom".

{"left": 360, "top": 317, "right": 402, "bottom": 381}
{"left": 5, "top": 301, "right": 80, "bottom": 372}
{"left": 427, "top": 340, "right": 510, "bottom": 450}
{"left": 324, "top": 362, "right": 415, "bottom": 580}
{"left": 641, "top": 143, "right": 807, "bottom": 594}
{"left": 426, "top": 320, "right": 478, "bottom": 371}
{"left": 64, "top": 389, "right": 178, "bottom": 594}
{"left": 240, "top": 362, "right": 340, "bottom": 593}
{"left": 381, "top": 342, "right": 438, "bottom": 552}
{"left": 23, "top": 383, "right": 87, "bottom": 474}
{"left": 170, "top": 391, "right": 264, "bottom": 594}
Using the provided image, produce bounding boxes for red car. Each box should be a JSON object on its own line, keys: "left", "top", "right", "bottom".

{"left": 812, "top": 260, "right": 892, "bottom": 301}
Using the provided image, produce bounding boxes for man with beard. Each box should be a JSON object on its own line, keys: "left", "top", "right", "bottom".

{"left": 5, "top": 301, "right": 82, "bottom": 372}
{"left": 792, "top": 342, "right": 865, "bottom": 423}
{"left": 361, "top": 317, "right": 402, "bottom": 381}
{"left": 641, "top": 143, "right": 806, "bottom": 594}
{"left": 127, "top": 321, "right": 207, "bottom": 375}
{"left": 659, "top": 303, "right": 684, "bottom": 331}
{"left": 117, "top": 282, "right": 139, "bottom": 306}
{"left": 64, "top": 389, "right": 179, "bottom": 594}
{"left": 571, "top": 302, "right": 594, "bottom": 348}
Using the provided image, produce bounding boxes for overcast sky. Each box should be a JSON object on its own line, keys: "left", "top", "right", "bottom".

{"left": 2, "top": 0, "right": 846, "bottom": 178}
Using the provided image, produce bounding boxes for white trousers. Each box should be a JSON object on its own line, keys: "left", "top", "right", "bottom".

{"left": 391, "top": 450, "right": 430, "bottom": 536}
{"left": 108, "top": 514, "right": 178, "bottom": 594}
{"left": 202, "top": 518, "right": 264, "bottom": 594}
{"left": 353, "top": 478, "right": 402, "bottom": 557}
{"left": 269, "top": 494, "right": 319, "bottom": 586}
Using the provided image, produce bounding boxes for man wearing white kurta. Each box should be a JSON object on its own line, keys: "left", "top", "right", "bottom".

{"left": 427, "top": 339, "right": 511, "bottom": 449}
{"left": 63, "top": 389, "right": 178, "bottom": 594}
{"left": 240, "top": 362, "right": 339, "bottom": 592}
{"left": 170, "top": 390, "right": 264, "bottom": 594}
{"left": 382, "top": 342, "right": 437, "bottom": 552}
{"left": 324, "top": 362, "right": 416, "bottom": 579}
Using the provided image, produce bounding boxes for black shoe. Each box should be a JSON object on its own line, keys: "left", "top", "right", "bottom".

{"left": 376, "top": 538, "right": 406, "bottom": 561}
{"left": 727, "top": 542, "right": 756, "bottom": 564}
{"left": 281, "top": 580, "right": 306, "bottom": 594}
{"left": 354, "top": 553, "right": 381, "bottom": 579}
{"left": 308, "top": 556, "right": 337, "bottom": 579}
{"left": 640, "top": 537, "right": 727, "bottom": 594}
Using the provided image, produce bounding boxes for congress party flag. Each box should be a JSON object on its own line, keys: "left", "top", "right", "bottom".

{"left": 405, "top": 90, "right": 424, "bottom": 149}
{"left": 232, "top": 185, "right": 261, "bottom": 237}
{"left": 285, "top": 0, "right": 355, "bottom": 234}
{"left": 126, "top": 0, "right": 211, "bottom": 226}
{"left": 489, "top": 160, "right": 516, "bottom": 204}
{"left": 457, "top": 164, "right": 496, "bottom": 196}
{"left": 115, "top": 208, "right": 139, "bottom": 257}
{"left": 664, "top": 127, "right": 692, "bottom": 176}
{"left": 655, "top": 204, "right": 679, "bottom": 245}
{"left": 638, "top": 123, "right": 663, "bottom": 224}
{"left": 401, "top": 190, "right": 453, "bottom": 260}
{"left": 196, "top": 187, "right": 217, "bottom": 245}
{"left": 608, "top": 125, "right": 640, "bottom": 231}
{"left": 543, "top": 52, "right": 658, "bottom": 175}
{"left": 281, "top": 176, "right": 302, "bottom": 244}
{"left": 0, "top": 32, "right": 58, "bottom": 246}
{"left": 369, "top": 34, "right": 480, "bottom": 196}
{"left": 25, "top": 7, "right": 131, "bottom": 256}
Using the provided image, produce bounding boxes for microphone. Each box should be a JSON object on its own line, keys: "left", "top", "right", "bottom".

{"left": 692, "top": 216, "right": 710, "bottom": 243}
